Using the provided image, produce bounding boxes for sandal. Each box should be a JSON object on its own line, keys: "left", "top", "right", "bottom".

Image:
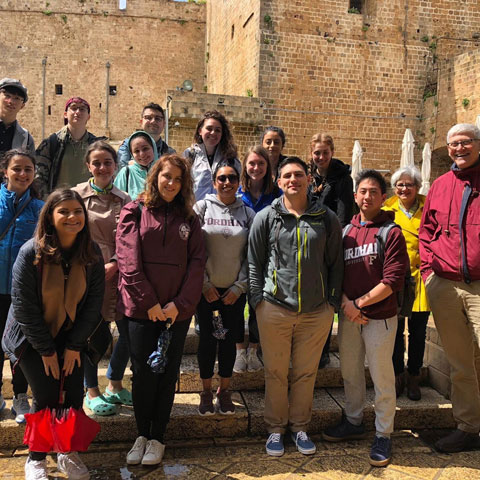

{"left": 85, "top": 394, "right": 117, "bottom": 416}
{"left": 103, "top": 387, "right": 133, "bottom": 406}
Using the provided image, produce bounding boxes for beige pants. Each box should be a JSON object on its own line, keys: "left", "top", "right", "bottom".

{"left": 425, "top": 274, "right": 480, "bottom": 433}
{"left": 257, "top": 300, "right": 333, "bottom": 434}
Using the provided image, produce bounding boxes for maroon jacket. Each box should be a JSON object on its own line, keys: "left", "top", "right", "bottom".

{"left": 343, "top": 210, "right": 408, "bottom": 320}
{"left": 419, "top": 160, "right": 480, "bottom": 284}
{"left": 116, "top": 199, "right": 206, "bottom": 321}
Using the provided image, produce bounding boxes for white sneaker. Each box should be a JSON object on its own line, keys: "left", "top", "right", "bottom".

{"left": 126, "top": 436, "right": 148, "bottom": 465}
{"left": 12, "top": 392, "right": 30, "bottom": 423}
{"left": 141, "top": 439, "right": 165, "bottom": 465}
{"left": 57, "top": 452, "right": 90, "bottom": 480}
{"left": 233, "top": 349, "right": 247, "bottom": 373}
{"left": 247, "top": 348, "right": 263, "bottom": 372}
{"left": 25, "top": 457, "right": 48, "bottom": 480}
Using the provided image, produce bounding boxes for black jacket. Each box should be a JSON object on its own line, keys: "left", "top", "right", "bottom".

{"left": 311, "top": 158, "right": 354, "bottom": 228}
{"left": 2, "top": 238, "right": 105, "bottom": 362}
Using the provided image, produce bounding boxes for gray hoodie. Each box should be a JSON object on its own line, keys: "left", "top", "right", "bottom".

{"left": 248, "top": 194, "right": 343, "bottom": 313}
{"left": 194, "top": 194, "right": 255, "bottom": 296}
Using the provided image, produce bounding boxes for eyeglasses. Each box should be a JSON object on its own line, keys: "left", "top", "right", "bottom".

{"left": 395, "top": 182, "right": 415, "bottom": 189}
{"left": 216, "top": 174, "right": 239, "bottom": 183}
{"left": 69, "top": 106, "right": 88, "bottom": 113}
{"left": 447, "top": 139, "right": 478, "bottom": 148}
{"left": 143, "top": 115, "right": 164, "bottom": 122}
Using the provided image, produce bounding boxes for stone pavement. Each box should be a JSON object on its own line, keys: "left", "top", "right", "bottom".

{"left": 1, "top": 430, "right": 479, "bottom": 480}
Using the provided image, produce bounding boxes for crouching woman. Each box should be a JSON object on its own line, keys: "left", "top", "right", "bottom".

{"left": 2, "top": 189, "right": 105, "bottom": 480}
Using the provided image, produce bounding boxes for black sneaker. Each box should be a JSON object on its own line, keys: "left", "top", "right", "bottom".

{"left": 434, "top": 429, "right": 480, "bottom": 453}
{"left": 369, "top": 436, "right": 392, "bottom": 467}
{"left": 198, "top": 391, "right": 215, "bottom": 416}
{"left": 322, "top": 416, "right": 367, "bottom": 442}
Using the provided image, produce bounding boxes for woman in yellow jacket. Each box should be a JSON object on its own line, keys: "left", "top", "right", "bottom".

{"left": 383, "top": 166, "right": 429, "bottom": 401}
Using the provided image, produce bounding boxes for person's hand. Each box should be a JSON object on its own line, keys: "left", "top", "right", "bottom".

{"left": 147, "top": 303, "right": 166, "bottom": 322}
{"left": 104, "top": 261, "right": 118, "bottom": 281}
{"left": 63, "top": 349, "right": 81, "bottom": 376}
{"left": 162, "top": 302, "right": 179, "bottom": 324}
{"left": 204, "top": 286, "right": 220, "bottom": 303}
{"left": 221, "top": 288, "right": 240, "bottom": 305}
{"left": 341, "top": 297, "right": 368, "bottom": 325}
{"left": 42, "top": 352, "right": 60, "bottom": 380}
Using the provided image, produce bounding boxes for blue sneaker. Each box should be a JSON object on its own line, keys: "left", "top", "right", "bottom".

{"left": 266, "top": 433, "right": 284, "bottom": 457}
{"left": 291, "top": 431, "right": 316, "bottom": 455}
{"left": 369, "top": 436, "right": 392, "bottom": 467}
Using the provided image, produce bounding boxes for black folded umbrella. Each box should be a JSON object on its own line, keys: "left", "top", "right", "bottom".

{"left": 212, "top": 310, "right": 228, "bottom": 340}
{"left": 147, "top": 319, "right": 172, "bottom": 373}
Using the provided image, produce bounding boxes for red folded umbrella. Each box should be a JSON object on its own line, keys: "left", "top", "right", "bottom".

{"left": 23, "top": 372, "right": 100, "bottom": 453}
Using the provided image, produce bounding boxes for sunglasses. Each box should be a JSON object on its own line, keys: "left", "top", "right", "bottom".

{"left": 216, "top": 174, "right": 239, "bottom": 183}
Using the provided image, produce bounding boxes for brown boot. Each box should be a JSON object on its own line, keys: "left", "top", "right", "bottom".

{"left": 407, "top": 373, "right": 421, "bottom": 401}
{"left": 435, "top": 429, "right": 480, "bottom": 453}
{"left": 395, "top": 373, "right": 405, "bottom": 398}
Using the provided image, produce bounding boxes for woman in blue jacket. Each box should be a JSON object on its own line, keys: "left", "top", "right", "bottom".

{"left": 0, "top": 149, "right": 43, "bottom": 423}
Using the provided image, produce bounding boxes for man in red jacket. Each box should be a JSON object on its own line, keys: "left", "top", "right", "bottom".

{"left": 419, "top": 123, "right": 480, "bottom": 453}
{"left": 322, "top": 169, "right": 408, "bottom": 467}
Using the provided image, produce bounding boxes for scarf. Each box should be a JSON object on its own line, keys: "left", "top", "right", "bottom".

{"left": 42, "top": 261, "right": 86, "bottom": 338}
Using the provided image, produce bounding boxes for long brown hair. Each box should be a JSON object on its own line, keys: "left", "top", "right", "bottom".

{"left": 193, "top": 110, "right": 238, "bottom": 160}
{"left": 142, "top": 154, "right": 195, "bottom": 219}
{"left": 240, "top": 145, "right": 276, "bottom": 195}
{"left": 34, "top": 189, "right": 98, "bottom": 265}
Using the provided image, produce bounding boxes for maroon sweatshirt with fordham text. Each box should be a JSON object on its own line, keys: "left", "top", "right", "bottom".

{"left": 342, "top": 210, "right": 408, "bottom": 320}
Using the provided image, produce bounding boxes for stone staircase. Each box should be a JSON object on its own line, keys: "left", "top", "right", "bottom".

{"left": 0, "top": 322, "right": 455, "bottom": 449}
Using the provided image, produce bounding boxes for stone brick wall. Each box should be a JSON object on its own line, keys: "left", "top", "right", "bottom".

{"left": 205, "top": 0, "right": 480, "bottom": 177}
{"left": 166, "top": 89, "right": 263, "bottom": 156}
{"left": 0, "top": 0, "right": 205, "bottom": 144}
{"left": 206, "top": 0, "right": 261, "bottom": 98}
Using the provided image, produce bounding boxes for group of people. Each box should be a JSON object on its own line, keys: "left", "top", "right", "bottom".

{"left": 0, "top": 76, "right": 479, "bottom": 479}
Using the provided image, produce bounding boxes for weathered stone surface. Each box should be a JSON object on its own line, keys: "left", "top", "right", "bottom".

{"left": 243, "top": 388, "right": 343, "bottom": 436}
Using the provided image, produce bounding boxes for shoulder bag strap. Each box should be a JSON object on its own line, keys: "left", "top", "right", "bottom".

{"left": 0, "top": 197, "right": 33, "bottom": 242}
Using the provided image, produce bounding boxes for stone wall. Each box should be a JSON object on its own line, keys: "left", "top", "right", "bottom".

{"left": 206, "top": 0, "right": 480, "bottom": 176}
{"left": 0, "top": 0, "right": 205, "bottom": 144}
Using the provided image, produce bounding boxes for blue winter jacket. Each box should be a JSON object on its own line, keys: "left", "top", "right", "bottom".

{"left": 0, "top": 184, "right": 44, "bottom": 295}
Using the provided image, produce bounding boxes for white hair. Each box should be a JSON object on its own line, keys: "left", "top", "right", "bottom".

{"left": 446, "top": 123, "right": 480, "bottom": 143}
{"left": 391, "top": 165, "right": 422, "bottom": 189}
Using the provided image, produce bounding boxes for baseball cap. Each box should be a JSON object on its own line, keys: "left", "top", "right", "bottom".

{"left": 0, "top": 78, "right": 28, "bottom": 102}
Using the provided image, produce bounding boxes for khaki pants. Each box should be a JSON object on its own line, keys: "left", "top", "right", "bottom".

{"left": 257, "top": 300, "right": 333, "bottom": 434}
{"left": 425, "top": 274, "right": 480, "bottom": 433}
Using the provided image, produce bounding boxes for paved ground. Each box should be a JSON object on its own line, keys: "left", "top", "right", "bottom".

{"left": 1, "top": 430, "right": 479, "bottom": 479}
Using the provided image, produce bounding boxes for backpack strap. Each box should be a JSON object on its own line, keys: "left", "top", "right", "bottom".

{"left": 375, "top": 221, "right": 399, "bottom": 264}
{"left": 342, "top": 223, "right": 353, "bottom": 238}
{"left": 124, "top": 166, "right": 130, "bottom": 194}
{"left": 0, "top": 197, "right": 32, "bottom": 242}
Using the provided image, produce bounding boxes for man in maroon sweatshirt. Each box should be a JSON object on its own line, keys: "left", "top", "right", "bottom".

{"left": 322, "top": 169, "right": 408, "bottom": 467}
{"left": 419, "top": 123, "right": 480, "bottom": 453}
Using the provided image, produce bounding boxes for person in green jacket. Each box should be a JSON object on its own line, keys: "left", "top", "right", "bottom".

{"left": 114, "top": 131, "right": 158, "bottom": 200}
{"left": 248, "top": 156, "right": 343, "bottom": 457}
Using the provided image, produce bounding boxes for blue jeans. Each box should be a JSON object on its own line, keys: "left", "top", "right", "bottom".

{"left": 84, "top": 317, "right": 130, "bottom": 389}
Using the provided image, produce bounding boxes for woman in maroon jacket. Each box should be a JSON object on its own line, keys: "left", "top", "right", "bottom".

{"left": 116, "top": 154, "right": 205, "bottom": 466}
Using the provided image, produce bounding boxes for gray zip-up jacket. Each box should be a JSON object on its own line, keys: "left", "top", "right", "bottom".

{"left": 248, "top": 194, "right": 343, "bottom": 313}
{"left": 194, "top": 194, "right": 255, "bottom": 296}
{"left": 11, "top": 120, "right": 35, "bottom": 153}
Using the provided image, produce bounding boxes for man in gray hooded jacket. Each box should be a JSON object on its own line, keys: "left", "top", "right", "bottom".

{"left": 248, "top": 156, "right": 343, "bottom": 457}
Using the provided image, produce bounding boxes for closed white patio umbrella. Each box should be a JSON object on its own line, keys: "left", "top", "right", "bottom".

{"left": 419, "top": 143, "right": 431, "bottom": 195}
{"left": 400, "top": 128, "right": 415, "bottom": 168}
{"left": 351, "top": 140, "right": 363, "bottom": 190}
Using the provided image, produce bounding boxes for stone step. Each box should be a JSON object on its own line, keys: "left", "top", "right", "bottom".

{"left": 0, "top": 386, "right": 454, "bottom": 449}
{"left": 1, "top": 351, "right": 377, "bottom": 399}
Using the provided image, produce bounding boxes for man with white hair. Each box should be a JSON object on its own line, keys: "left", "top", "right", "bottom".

{"left": 419, "top": 123, "right": 480, "bottom": 453}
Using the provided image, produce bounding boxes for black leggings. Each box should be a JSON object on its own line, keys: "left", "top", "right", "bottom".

{"left": 392, "top": 311, "right": 430, "bottom": 376}
{"left": 196, "top": 290, "right": 246, "bottom": 379}
{"left": 19, "top": 328, "right": 84, "bottom": 460}
{"left": 127, "top": 316, "right": 190, "bottom": 442}
{"left": 0, "top": 294, "right": 28, "bottom": 396}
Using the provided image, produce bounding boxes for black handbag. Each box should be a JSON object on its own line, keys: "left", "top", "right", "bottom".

{"left": 85, "top": 318, "right": 113, "bottom": 365}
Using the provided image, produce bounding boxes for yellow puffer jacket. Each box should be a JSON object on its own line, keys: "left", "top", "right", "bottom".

{"left": 383, "top": 194, "right": 429, "bottom": 313}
